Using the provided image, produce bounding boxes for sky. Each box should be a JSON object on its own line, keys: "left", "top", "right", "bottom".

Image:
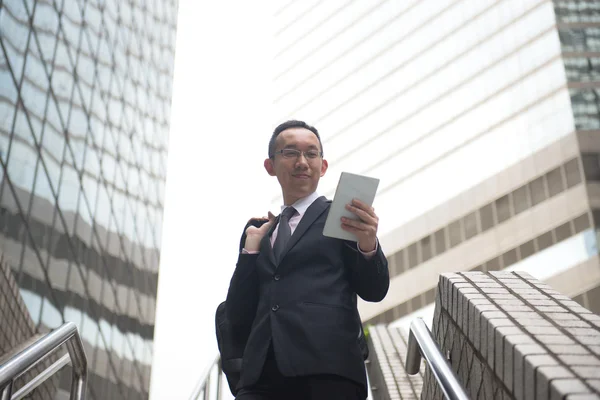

{"left": 149, "top": 2, "right": 279, "bottom": 399}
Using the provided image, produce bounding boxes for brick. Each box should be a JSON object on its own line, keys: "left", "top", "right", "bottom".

{"left": 527, "top": 299, "right": 560, "bottom": 307}
{"left": 468, "top": 301, "right": 476, "bottom": 344}
{"left": 537, "top": 335, "right": 576, "bottom": 345}
{"left": 549, "top": 379, "right": 590, "bottom": 400}
{"left": 473, "top": 304, "right": 500, "bottom": 313}
{"left": 524, "top": 325, "right": 562, "bottom": 336}
{"left": 495, "top": 326, "right": 524, "bottom": 382}
{"left": 483, "top": 288, "right": 510, "bottom": 295}
{"left": 514, "top": 318, "right": 553, "bottom": 327}
{"left": 578, "top": 336, "right": 600, "bottom": 346}
{"left": 567, "top": 328, "right": 599, "bottom": 337}
{"left": 490, "top": 271, "right": 518, "bottom": 279}
{"left": 554, "top": 320, "right": 592, "bottom": 329}
{"left": 566, "top": 305, "right": 594, "bottom": 315}
{"left": 478, "top": 282, "right": 503, "bottom": 289}
{"left": 500, "top": 304, "right": 537, "bottom": 313}
{"left": 503, "top": 336, "right": 515, "bottom": 391}
{"left": 511, "top": 341, "right": 545, "bottom": 398}
{"left": 513, "top": 271, "right": 536, "bottom": 280}
{"left": 547, "top": 344, "right": 591, "bottom": 355}
{"left": 559, "top": 355, "right": 600, "bottom": 366}
{"left": 580, "top": 314, "right": 600, "bottom": 323}
{"left": 586, "top": 380, "right": 600, "bottom": 392}
{"left": 494, "top": 299, "right": 526, "bottom": 306}
{"left": 525, "top": 360, "right": 566, "bottom": 399}
{"left": 537, "top": 306, "right": 570, "bottom": 313}
{"left": 488, "top": 293, "right": 518, "bottom": 300}
{"left": 589, "top": 346, "right": 600, "bottom": 356}
{"left": 546, "top": 313, "right": 582, "bottom": 322}
{"left": 573, "top": 367, "right": 600, "bottom": 379}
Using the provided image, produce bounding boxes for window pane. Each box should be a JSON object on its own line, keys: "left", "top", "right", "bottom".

{"left": 502, "top": 249, "right": 518, "bottom": 268}
{"left": 479, "top": 203, "right": 494, "bottom": 232}
{"left": 448, "top": 220, "right": 462, "bottom": 248}
{"left": 536, "top": 231, "right": 553, "bottom": 251}
{"left": 463, "top": 212, "right": 478, "bottom": 240}
{"left": 546, "top": 167, "right": 565, "bottom": 197}
{"left": 420, "top": 235, "right": 432, "bottom": 262}
{"left": 512, "top": 185, "right": 530, "bottom": 215}
{"left": 582, "top": 154, "right": 600, "bottom": 181}
{"left": 485, "top": 256, "right": 501, "bottom": 271}
{"left": 407, "top": 243, "right": 418, "bottom": 269}
{"left": 393, "top": 249, "right": 405, "bottom": 276}
{"left": 529, "top": 176, "right": 547, "bottom": 206}
{"left": 573, "top": 213, "right": 590, "bottom": 233}
{"left": 434, "top": 228, "right": 446, "bottom": 255}
{"left": 519, "top": 240, "right": 535, "bottom": 260}
{"left": 495, "top": 195, "right": 511, "bottom": 223}
{"left": 554, "top": 221, "right": 572, "bottom": 242}
{"left": 564, "top": 158, "right": 582, "bottom": 188}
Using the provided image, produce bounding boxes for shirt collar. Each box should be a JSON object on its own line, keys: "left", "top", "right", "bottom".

{"left": 281, "top": 191, "right": 320, "bottom": 216}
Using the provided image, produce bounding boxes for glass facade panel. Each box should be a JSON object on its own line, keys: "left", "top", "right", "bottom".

{"left": 0, "top": 0, "right": 178, "bottom": 398}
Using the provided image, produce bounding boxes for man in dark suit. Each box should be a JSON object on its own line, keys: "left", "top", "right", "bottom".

{"left": 226, "top": 120, "right": 389, "bottom": 399}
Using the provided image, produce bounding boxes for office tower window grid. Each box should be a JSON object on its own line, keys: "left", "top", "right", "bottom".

{"left": 0, "top": 0, "right": 178, "bottom": 399}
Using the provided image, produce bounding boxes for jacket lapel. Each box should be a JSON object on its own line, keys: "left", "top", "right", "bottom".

{"left": 277, "top": 196, "right": 329, "bottom": 264}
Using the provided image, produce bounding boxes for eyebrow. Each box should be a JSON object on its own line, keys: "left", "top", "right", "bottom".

{"left": 283, "top": 144, "right": 319, "bottom": 149}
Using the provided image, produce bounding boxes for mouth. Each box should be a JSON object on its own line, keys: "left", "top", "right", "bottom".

{"left": 293, "top": 174, "right": 310, "bottom": 180}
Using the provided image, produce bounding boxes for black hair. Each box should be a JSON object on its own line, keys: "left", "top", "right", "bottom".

{"left": 268, "top": 120, "right": 323, "bottom": 158}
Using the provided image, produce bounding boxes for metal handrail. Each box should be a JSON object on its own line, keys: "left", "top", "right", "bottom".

{"left": 0, "top": 322, "right": 88, "bottom": 400}
{"left": 405, "top": 318, "right": 468, "bottom": 400}
{"left": 189, "top": 354, "right": 222, "bottom": 400}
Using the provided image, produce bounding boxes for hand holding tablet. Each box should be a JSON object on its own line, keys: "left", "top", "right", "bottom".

{"left": 323, "top": 172, "right": 380, "bottom": 243}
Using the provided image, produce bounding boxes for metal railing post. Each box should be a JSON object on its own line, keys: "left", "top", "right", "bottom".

{"left": 405, "top": 318, "right": 468, "bottom": 400}
{"left": 0, "top": 381, "right": 13, "bottom": 400}
{"left": 0, "top": 322, "right": 88, "bottom": 400}
{"left": 215, "top": 362, "right": 222, "bottom": 400}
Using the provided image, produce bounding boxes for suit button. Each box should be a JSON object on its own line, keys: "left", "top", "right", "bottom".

{"left": 271, "top": 305, "right": 279, "bottom": 312}
{"left": 273, "top": 274, "right": 280, "bottom": 281}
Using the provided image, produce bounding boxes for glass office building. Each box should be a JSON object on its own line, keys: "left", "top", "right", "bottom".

{"left": 268, "top": 0, "right": 600, "bottom": 328}
{"left": 0, "top": 0, "right": 178, "bottom": 398}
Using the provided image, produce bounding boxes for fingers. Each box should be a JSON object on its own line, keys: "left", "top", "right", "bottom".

{"left": 345, "top": 203, "right": 377, "bottom": 225}
{"left": 341, "top": 217, "right": 375, "bottom": 232}
{"left": 349, "top": 198, "right": 376, "bottom": 218}
{"left": 267, "top": 211, "right": 276, "bottom": 222}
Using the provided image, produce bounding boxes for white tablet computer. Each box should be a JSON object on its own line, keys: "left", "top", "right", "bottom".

{"left": 323, "top": 172, "right": 380, "bottom": 242}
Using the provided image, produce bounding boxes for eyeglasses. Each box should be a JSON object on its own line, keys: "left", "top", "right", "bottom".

{"left": 272, "top": 149, "right": 323, "bottom": 160}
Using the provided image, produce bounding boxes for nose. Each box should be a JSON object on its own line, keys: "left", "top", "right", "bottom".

{"left": 295, "top": 153, "right": 309, "bottom": 168}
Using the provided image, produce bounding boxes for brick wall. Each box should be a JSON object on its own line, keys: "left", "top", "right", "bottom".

{"left": 0, "top": 255, "right": 60, "bottom": 400}
{"left": 366, "top": 325, "right": 425, "bottom": 399}
{"left": 423, "top": 271, "right": 600, "bottom": 399}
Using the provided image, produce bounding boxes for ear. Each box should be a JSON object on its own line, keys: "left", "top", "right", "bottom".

{"left": 264, "top": 158, "right": 276, "bottom": 176}
{"left": 320, "top": 159, "right": 328, "bottom": 177}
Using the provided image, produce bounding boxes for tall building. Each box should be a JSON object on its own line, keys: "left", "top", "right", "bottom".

{"left": 0, "top": 0, "right": 178, "bottom": 399}
{"left": 268, "top": 0, "right": 600, "bottom": 329}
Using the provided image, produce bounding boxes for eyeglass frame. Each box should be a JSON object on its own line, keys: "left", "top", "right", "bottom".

{"left": 270, "top": 148, "right": 324, "bottom": 160}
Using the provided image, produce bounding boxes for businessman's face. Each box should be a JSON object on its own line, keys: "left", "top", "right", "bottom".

{"left": 265, "top": 128, "right": 328, "bottom": 205}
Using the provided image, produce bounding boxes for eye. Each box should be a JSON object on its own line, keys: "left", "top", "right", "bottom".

{"left": 306, "top": 150, "right": 319, "bottom": 159}
{"left": 281, "top": 149, "right": 299, "bottom": 158}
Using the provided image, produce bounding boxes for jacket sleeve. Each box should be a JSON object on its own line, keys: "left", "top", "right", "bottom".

{"left": 343, "top": 239, "right": 389, "bottom": 302}
{"left": 225, "top": 219, "right": 267, "bottom": 328}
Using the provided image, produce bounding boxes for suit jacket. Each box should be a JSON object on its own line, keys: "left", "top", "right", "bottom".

{"left": 225, "top": 196, "right": 389, "bottom": 392}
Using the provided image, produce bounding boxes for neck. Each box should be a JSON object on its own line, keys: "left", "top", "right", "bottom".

{"left": 283, "top": 195, "right": 301, "bottom": 206}
{"left": 282, "top": 191, "right": 314, "bottom": 206}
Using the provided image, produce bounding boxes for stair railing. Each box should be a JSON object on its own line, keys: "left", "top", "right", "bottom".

{"left": 405, "top": 318, "right": 468, "bottom": 400}
{"left": 189, "top": 354, "right": 222, "bottom": 400}
{"left": 0, "top": 322, "right": 88, "bottom": 400}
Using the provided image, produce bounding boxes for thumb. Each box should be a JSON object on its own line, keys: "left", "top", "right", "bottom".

{"left": 267, "top": 211, "right": 276, "bottom": 223}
